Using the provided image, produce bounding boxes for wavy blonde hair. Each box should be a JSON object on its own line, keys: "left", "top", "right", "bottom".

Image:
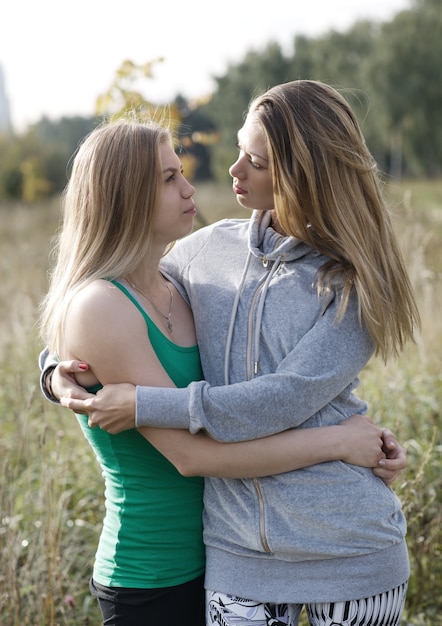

{"left": 40, "top": 115, "right": 174, "bottom": 354}
{"left": 250, "top": 80, "right": 420, "bottom": 361}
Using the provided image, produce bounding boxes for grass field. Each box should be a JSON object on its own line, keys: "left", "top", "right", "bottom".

{"left": 1, "top": 179, "right": 441, "bottom": 625}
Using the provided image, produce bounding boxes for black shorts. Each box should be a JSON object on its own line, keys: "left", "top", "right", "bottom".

{"left": 90, "top": 574, "right": 205, "bottom": 626}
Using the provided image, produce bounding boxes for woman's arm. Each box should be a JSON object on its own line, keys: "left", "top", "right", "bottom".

{"left": 50, "top": 361, "right": 404, "bottom": 482}
{"left": 137, "top": 414, "right": 385, "bottom": 478}
{"left": 133, "top": 292, "right": 376, "bottom": 441}
{"left": 47, "top": 289, "right": 373, "bottom": 443}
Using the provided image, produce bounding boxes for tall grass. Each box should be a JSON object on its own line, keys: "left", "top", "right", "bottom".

{"left": 0, "top": 180, "right": 441, "bottom": 625}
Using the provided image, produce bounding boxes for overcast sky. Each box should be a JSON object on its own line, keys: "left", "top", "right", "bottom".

{"left": 1, "top": 0, "right": 410, "bottom": 130}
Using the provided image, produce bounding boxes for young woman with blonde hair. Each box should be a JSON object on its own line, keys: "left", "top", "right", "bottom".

{"left": 39, "top": 112, "right": 401, "bottom": 625}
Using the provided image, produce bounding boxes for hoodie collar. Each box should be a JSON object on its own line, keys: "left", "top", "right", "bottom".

{"left": 248, "top": 209, "right": 310, "bottom": 263}
{"left": 224, "top": 211, "right": 313, "bottom": 384}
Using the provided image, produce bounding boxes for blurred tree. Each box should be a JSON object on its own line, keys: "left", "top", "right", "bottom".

{"left": 0, "top": 134, "right": 22, "bottom": 199}
{"left": 174, "top": 95, "right": 219, "bottom": 181}
{"left": 20, "top": 156, "right": 51, "bottom": 202}
{"left": 2, "top": 166, "right": 23, "bottom": 199}
{"left": 202, "top": 42, "right": 292, "bottom": 180}
{"left": 0, "top": 129, "right": 53, "bottom": 202}
{"left": 288, "top": 23, "right": 391, "bottom": 173}
{"left": 1, "top": 2, "right": 440, "bottom": 203}
{"left": 0, "top": 116, "right": 101, "bottom": 201}
{"left": 95, "top": 60, "right": 218, "bottom": 182}
{"left": 203, "top": 0, "right": 441, "bottom": 180}
{"left": 31, "top": 115, "right": 102, "bottom": 186}
{"left": 94, "top": 57, "right": 185, "bottom": 131}
{"left": 371, "top": 0, "right": 442, "bottom": 177}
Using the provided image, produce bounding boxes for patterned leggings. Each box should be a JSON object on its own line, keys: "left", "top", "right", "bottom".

{"left": 206, "top": 582, "right": 407, "bottom": 626}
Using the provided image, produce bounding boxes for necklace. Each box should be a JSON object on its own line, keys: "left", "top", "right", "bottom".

{"left": 127, "top": 273, "right": 174, "bottom": 333}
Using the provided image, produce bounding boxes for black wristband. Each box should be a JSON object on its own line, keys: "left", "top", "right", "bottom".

{"left": 44, "top": 366, "right": 57, "bottom": 400}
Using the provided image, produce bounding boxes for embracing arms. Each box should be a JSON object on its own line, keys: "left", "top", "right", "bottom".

{"left": 41, "top": 357, "right": 405, "bottom": 484}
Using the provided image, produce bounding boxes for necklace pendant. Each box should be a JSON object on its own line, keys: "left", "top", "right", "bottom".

{"left": 126, "top": 273, "right": 173, "bottom": 334}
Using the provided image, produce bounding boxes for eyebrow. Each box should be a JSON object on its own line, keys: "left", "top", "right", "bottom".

{"left": 238, "top": 143, "right": 268, "bottom": 163}
{"left": 162, "top": 165, "right": 182, "bottom": 175}
{"left": 237, "top": 132, "right": 268, "bottom": 163}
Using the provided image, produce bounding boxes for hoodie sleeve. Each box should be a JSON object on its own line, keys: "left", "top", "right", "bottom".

{"left": 136, "top": 292, "right": 375, "bottom": 442}
{"left": 38, "top": 347, "right": 60, "bottom": 403}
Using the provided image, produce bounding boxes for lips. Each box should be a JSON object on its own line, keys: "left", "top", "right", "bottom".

{"left": 233, "top": 184, "right": 246, "bottom": 195}
{"left": 184, "top": 205, "right": 197, "bottom": 215}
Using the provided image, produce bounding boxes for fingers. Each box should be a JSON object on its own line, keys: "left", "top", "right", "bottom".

{"left": 52, "top": 361, "right": 92, "bottom": 401}
{"left": 374, "top": 446, "right": 406, "bottom": 486}
{"left": 373, "top": 460, "right": 403, "bottom": 484}
{"left": 381, "top": 428, "right": 399, "bottom": 450}
{"left": 372, "top": 466, "right": 397, "bottom": 486}
{"left": 57, "top": 360, "right": 89, "bottom": 375}
{"left": 60, "top": 395, "right": 95, "bottom": 413}
{"left": 381, "top": 429, "right": 407, "bottom": 466}
{"left": 378, "top": 457, "right": 399, "bottom": 469}
{"left": 378, "top": 455, "right": 406, "bottom": 470}
{"left": 58, "top": 385, "right": 94, "bottom": 401}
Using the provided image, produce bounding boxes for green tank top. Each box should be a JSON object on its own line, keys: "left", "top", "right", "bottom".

{"left": 75, "top": 279, "right": 205, "bottom": 589}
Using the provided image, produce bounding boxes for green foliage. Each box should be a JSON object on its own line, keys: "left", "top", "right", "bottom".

{"left": 0, "top": 180, "right": 441, "bottom": 623}
{"left": 0, "top": 1, "right": 441, "bottom": 203}
{"left": 95, "top": 58, "right": 165, "bottom": 118}
{"left": 0, "top": 117, "right": 102, "bottom": 203}
{"left": 371, "top": 0, "right": 442, "bottom": 177}
{"left": 288, "top": 22, "right": 392, "bottom": 172}
{"left": 203, "top": 41, "right": 293, "bottom": 172}
{"left": 204, "top": 1, "right": 441, "bottom": 180}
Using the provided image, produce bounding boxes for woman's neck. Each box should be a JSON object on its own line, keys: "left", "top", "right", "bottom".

{"left": 125, "top": 267, "right": 162, "bottom": 292}
{"left": 270, "top": 210, "right": 287, "bottom": 236}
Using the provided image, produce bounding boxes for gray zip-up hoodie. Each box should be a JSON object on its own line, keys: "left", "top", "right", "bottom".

{"left": 139, "top": 210, "right": 409, "bottom": 603}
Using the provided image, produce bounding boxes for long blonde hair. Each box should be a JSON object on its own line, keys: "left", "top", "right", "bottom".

{"left": 40, "top": 116, "right": 173, "bottom": 354}
{"left": 250, "top": 79, "right": 420, "bottom": 361}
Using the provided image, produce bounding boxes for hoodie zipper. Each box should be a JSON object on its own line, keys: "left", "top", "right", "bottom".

{"left": 247, "top": 275, "right": 272, "bottom": 553}
{"left": 224, "top": 215, "right": 297, "bottom": 555}
{"left": 246, "top": 283, "right": 265, "bottom": 379}
{"left": 225, "top": 228, "right": 285, "bottom": 555}
{"left": 253, "top": 477, "right": 271, "bottom": 553}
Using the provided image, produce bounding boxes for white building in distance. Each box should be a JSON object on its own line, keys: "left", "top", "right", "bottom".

{"left": 0, "top": 64, "right": 12, "bottom": 133}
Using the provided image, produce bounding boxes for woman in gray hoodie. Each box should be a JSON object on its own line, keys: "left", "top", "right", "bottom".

{"left": 45, "top": 81, "right": 418, "bottom": 625}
